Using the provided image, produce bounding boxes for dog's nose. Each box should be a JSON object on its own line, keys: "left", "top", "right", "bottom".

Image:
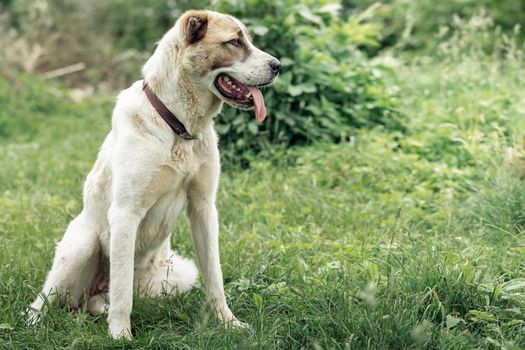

{"left": 269, "top": 59, "right": 281, "bottom": 75}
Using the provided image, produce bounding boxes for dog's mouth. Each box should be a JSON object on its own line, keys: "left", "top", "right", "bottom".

{"left": 214, "top": 74, "right": 267, "bottom": 122}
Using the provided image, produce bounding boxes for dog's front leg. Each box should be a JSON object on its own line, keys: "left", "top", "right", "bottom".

{"left": 107, "top": 205, "right": 142, "bottom": 339}
{"left": 187, "top": 201, "right": 246, "bottom": 327}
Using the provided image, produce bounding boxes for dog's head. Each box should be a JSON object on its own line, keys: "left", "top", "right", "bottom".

{"left": 143, "top": 10, "right": 280, "bottom": 122}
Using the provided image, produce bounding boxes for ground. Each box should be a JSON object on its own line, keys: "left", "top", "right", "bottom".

{"left": 0, "top": 49, "right": 525, "bottom": 349}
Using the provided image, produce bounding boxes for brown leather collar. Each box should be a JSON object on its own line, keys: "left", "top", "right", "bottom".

{"left": 142, "top": 80, "right": 197, "bottom": 140}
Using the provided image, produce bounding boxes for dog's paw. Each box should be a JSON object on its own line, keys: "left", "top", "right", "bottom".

{"left": 214, "top": 307, "right": 250, "bottom": 330}
{"left": 26, "top": 309, "right": 41, "bottom": 326}
{"left": 109, "top": 326, "right": 132, "bottom": 340}
{"left": 227, "top": 318, "right": 250, "bottom": 329}
{"left": 108, "top": 318, "right": 132, "bottom": 340}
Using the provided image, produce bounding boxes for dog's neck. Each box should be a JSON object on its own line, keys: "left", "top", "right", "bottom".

{"left": 145, "top": 70, "right": 223, "bottom": 137}
{"left": 142, "top": 33, "right": 224, "bottom": 138}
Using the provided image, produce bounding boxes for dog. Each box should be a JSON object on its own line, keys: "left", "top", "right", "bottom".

{"left": 29, "top": 9, "right": 280, "bottom": 339}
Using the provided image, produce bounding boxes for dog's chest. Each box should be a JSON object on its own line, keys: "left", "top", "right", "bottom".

{"left": 132, "top": 140, "right": 210, "bottom": 260}
{"left": 166, "top": 139, "right": 208, "bottom": 175}
{"left": 134, "top": 187, "right": 186, "bottom": 262}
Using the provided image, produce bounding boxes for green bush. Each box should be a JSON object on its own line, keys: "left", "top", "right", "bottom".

{"left": 213, "top": 0, "right": 403, "bottom": 166}
{"left": 1, "top": 0, "right": 403, "bottom": 167}
{"left": 348, "top": 0, "right": 525, "bottom": 50}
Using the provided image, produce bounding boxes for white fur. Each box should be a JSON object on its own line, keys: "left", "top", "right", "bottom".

{"left": 29, "top": 10, "right": 278, "bottom": 339}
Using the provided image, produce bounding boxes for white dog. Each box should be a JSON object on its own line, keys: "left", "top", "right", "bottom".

{"left": 29, "top": 9, "right": 280, "bottom": 339}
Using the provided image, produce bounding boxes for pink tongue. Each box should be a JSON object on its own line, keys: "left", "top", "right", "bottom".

{"left": 248, "top": 86, "right": 266, "bottom": 122}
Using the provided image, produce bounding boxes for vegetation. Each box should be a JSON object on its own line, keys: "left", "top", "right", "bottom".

{"left": 349, "top": 0, "right": 525, "bottom": 50}
{"left": 212, "top": 0, "right": 403, "bottom": 165}
{"left": 1, "top": 0, "right": 525, "bottom": 349}
{"left": 0, "top": 0, "right": 402, "bottom": 165}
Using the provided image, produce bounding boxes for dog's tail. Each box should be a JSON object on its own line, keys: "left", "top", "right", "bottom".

{"left": 134, "top": 251, "right": 199, "bottom": 296}
{"left": 164, "top": 252, "right": 199, "bottom": 294}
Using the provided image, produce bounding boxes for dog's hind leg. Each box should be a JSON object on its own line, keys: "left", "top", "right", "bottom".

{"left": 29, "top": 214, "right": 100, "bottom": 322}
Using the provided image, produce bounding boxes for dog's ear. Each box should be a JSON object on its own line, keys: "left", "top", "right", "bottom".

{"left": 182, "top": 10, "right": 208, "bottom": 44}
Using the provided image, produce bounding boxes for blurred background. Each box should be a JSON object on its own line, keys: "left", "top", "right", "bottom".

{"left": 1, "top": 0, "right": 522, "bottom": 166}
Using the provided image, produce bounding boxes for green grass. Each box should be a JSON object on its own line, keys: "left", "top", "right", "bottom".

{"left": 1, "top": 44, "right": 525, "bottom": 349}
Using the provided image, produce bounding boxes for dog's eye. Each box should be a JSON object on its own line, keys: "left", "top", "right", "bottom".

{"left": 226, "top": 39, "right": 241, "bottom": 47}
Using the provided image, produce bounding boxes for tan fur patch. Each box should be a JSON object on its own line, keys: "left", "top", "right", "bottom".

{"left": 130, "top": 113, "right": 154, "bottom": 137}
{"left": 181, "top": 10, "right": 208, "bottom": 44}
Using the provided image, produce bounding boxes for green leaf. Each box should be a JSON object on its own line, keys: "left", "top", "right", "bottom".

{"left": 280, "top": 57, "right": 294, "bottom": 66}
{"left": 0, "top": 323, "right": 14, "bottom": 330}
{"left": 287, "top": 85, "right": 303, "bottom": 97}
{"left": 501, "top": 279, "right": 525, "bottom": 292}
{"left": 174, "top": 311, "right": 189, "bottom": 321}
{"left": 248, "top": 122, "right": 259, "bottom": 134}
{"left": 252, "top": 293, "right": 263, "bottom": 309}
{"left": 445, "top": 314, "right": 464, "bottom": 329}
{"left": 507, "top": 319, "right": 524, "bottom": 326}
{"left": 318, "top": 4, "right": 342, "bottom": 15}
{"left": 466, "top": 310, "right": 497, "bottom": 322}
{"left": 287, "top": 83, "right": 316, "bottom": 97}
{"left": 215, "top": 123, "right": 231, "bottom": 134}
{"left": 297, "top": 7, "right": 323, "bottom": 26}
{"left": 252, "top": 25, "right": 269, "bottom": 36}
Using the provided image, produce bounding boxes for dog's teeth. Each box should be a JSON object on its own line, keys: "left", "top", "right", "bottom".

{"left": 224, "top": 76, "right": 230, "bottom": 82}
{"left": 246, "top": 92, "right": 252, "bottom": 98}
